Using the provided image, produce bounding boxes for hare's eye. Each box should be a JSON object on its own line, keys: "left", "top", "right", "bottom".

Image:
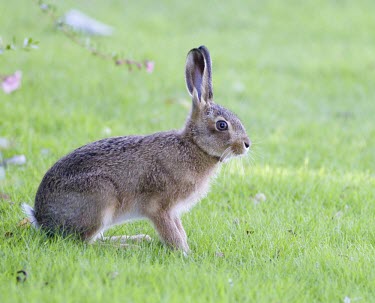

{"left": 216, "top": 120, "right": 228, "bottom": 131}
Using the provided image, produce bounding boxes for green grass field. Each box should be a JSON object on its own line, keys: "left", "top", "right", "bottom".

{"left": 1, "top": 1, "right": 375, "bottom": 302}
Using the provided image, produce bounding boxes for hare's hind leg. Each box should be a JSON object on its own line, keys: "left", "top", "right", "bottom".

{"left": 92, "top": 210, "right": 152, "bottom": 246}
{"left": 94, "top": 234, "right": 152, "bottom": 249}
{"left": 101, "top": 234, "right": 152, "bottom": 243}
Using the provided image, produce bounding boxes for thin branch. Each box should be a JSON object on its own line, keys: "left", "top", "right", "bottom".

{"left": 37, "top": 1, "right": 153, "bottom": 72}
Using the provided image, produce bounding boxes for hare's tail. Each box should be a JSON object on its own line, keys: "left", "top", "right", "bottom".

{"left": 22, "top": 203, "right": 40, "bottom": 228}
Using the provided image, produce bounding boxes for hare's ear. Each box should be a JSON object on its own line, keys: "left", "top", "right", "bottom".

{"left": 198, "top": 45, "right": 213, "bottom": 102}
{"left": 185, "top": 46, "right": 214, "bottom": 105}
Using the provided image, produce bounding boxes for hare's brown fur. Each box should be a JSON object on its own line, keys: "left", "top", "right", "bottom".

{"left": 23, "top": 46, "right": 250, "bottom": 253}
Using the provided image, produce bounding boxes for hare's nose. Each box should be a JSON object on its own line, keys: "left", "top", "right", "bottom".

{"left": 244, "top": 139, "right": 251, "bottom": 149}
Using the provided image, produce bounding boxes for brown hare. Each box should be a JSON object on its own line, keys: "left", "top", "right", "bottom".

{"left": 23, "top": 46, "right": 250, "bottom": 254}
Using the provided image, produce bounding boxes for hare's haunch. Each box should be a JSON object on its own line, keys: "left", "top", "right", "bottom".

{"left": 23, "top": 46, "right": 250, "bottom": 253}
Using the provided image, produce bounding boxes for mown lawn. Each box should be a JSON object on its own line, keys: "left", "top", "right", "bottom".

{"left": 1, "top": 0, "right": 375, "bottom": 302}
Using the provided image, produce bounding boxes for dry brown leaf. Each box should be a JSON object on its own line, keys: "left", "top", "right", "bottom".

{"left": 4, "top": 231, "right": 14, "bottom": 238}
{"left": 18, "top": 218, "right": 30, "bottom": 227}
{"left": 0, "top": 192, "right": 10, "bottom": 201}
{"left": 16, "top": 270, "right": 27, "bottom": 283}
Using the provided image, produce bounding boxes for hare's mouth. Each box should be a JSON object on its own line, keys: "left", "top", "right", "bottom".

{"left": 219, "top": 139, "right": 250, "bottom": 162}
{"left": 219, "top": 147, "right": 235, "bottom": 162}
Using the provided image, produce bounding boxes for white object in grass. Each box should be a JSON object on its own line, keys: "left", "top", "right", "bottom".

{"left": 62, "top": 9, "right": 113, "bottom": 36}
{"left": 6, "top": 154, "right": 26, "bottom": 165}
{"left": 254, "top": 192, "right": 266, "bottom": 204}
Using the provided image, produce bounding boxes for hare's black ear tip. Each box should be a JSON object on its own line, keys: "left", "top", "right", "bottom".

{"left": 198, "top": 45, "right": 209, "bottom": 52}
{"left": 187, "top": 45, "right": 208, "bottom": 55}
{"left": 187, "top": 47, "right": 200, "bottom": 55}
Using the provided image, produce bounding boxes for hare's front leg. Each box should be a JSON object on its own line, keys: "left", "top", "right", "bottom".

{"left": 150, "top": 211, "right": 189, "bottom": 253}
{"left": 174, "top": 217, "right": 188, "bottom": 247}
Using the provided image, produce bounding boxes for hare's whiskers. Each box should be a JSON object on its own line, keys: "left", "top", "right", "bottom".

{"left": 219, "top": 147, "right": 232, "bottom": 162}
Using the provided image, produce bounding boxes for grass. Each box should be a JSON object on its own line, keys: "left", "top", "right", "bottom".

{"left": 1, "top": 0, "right": 375, "bottom": 302}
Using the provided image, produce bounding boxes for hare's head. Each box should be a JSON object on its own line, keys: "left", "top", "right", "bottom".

{"left": 184, "top": 46, "right": 250, "bottom": 162}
